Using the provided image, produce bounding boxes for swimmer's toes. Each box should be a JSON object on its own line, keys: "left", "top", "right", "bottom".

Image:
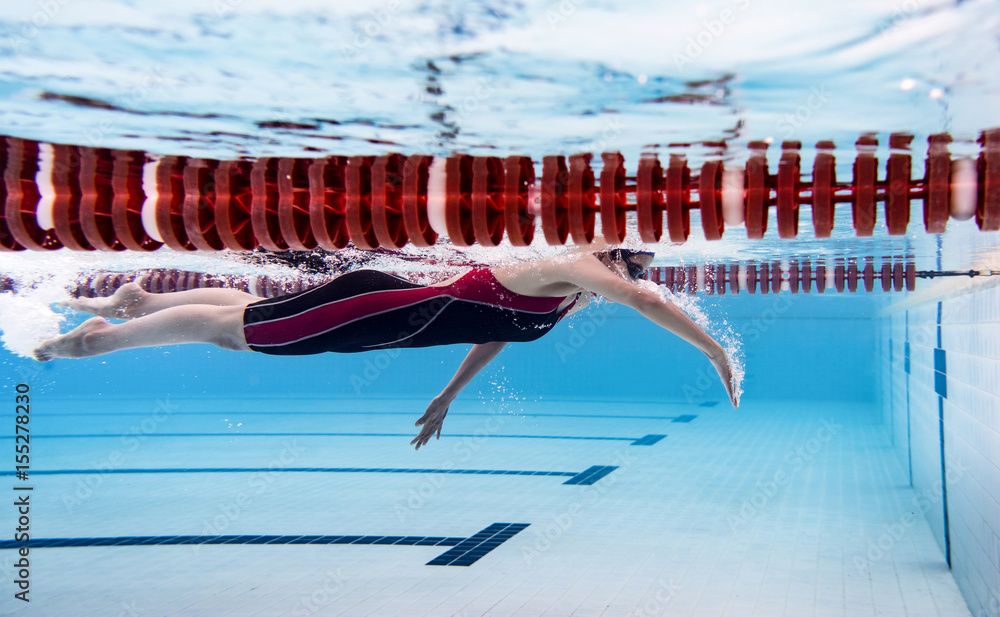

{"left": 32, "top": 344, "right": 53, "bottom": 362}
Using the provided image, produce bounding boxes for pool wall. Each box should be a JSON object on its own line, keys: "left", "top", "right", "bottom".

{"left": 880, "top": 279, "right": 1000, "bottom": 617}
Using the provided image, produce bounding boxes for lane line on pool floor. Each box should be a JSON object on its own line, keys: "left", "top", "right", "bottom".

{"left": 7, "top": 432, "right": 670, "bottom": 445}
{"left": 0, "top": 522, "right": 530, "bottom": 567}
{"left": 1, "top": 465, "right": 621, "bottom": 486}
{"left": 29, "top": 411, "right": 702, "bottom": 420}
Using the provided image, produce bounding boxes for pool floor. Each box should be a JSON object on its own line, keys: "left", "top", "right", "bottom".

{"left": 1, "top": 398, "right": 971, "bottom": 616}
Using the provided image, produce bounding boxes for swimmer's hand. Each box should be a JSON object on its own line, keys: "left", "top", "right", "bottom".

{"left": 707, "top": 348, "right": 739, "bottom": 409}
{"left": 412, "top": 395, "right": 450, "bottom": 450}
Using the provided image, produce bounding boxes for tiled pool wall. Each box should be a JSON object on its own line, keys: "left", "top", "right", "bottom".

{"left": 880, "top": 278, "right": 1000, "bottom": 617}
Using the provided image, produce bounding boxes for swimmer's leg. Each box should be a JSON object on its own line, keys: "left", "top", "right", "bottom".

{"left": 66, "top": 282, "right": 263, "bottom": 319}
{"left": 34, "top": 304, "right": 250, "bottom": 361}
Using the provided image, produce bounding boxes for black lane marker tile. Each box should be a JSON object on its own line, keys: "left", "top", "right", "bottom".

{"left": 11, "top": 433, "right": 638, "bottom": 442}
{"left": 426, "top": 523, "right": 530, "bottom": 566}
{"left": 40, "top": 411, "right": 700, "bottom": 420}
{"left": 631, "top": 434, "right": 666, "bottom": 446}
{"left": 0, "top": 534, "right": 464, "bottom": 550}
{"left": 934, "top": 347, "right": 948, "bottom": 398}
{"left": 562, "top": 465, "right": 618, "bottom": 485}
{"left": 672, "top": 414, "right": 697, "bottom": 423}
{"left": 2, "top": 467, "right": 579, "bottom": 478}
{"left": 0, "top": 525, "right": 530, "bottom": 567}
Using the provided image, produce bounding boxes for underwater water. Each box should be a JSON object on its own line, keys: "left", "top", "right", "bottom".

{"left": 1, "top": 0, "right": 999, "bottom": 615}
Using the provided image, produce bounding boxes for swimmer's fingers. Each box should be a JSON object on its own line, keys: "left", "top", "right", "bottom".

{"left": 412, "top": 399, "right": 449, "bottom": 450}
{"left": 708, "top": 352, "right": 738, "bottom": 409}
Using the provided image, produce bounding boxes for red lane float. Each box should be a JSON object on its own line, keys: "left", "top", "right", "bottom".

{"left": 699, "top": 160, "right": 724, "bottom": 240}
{"left": 776, "top": 141, "right": 800, "bottom": 239}
{"left": 812, "top": 141, "right": 836, "bottom": 238}
{"left": 665, "top": 155, "right": 691, "bottom": 242}
{"left": 979, "top": 128, "right": 1000, "bottom": 231}
{"left": 568, "top": 153, "right": 596, "bottom": 244}
{"left": 403, "top": 155, "right": 435, "bottom": 247}
{"left": 925, "top": 134, "right": 951, "bottom": 234}
{"left": 636, "top": 155, "right": 665, "bottom": 242}
{"left": 3, "top": 138, "right": 60, "bottom": 251}
{"left": 371, "top": 154, "right": 407, "bottom": 249}
{"left": 886, "top": 134, "right": 913, "bottom": 235}
{"left": 600, "top": 152, "right": 627, "bottom": 243}
{"left": 642, "top": 256, "right": 917, "bottom": 295}
{"left": 2, "top": 130, "right": 1000, "bottom": 250}
{"left": 540, "top": 155, "right": 569, "bottom": 245}
{"left": 77, "top": 255, "right": 920, "bottom": 298}
{"left": 744, "top": 142, "right": 768, "bottom": 239}
{"left": 853, "top": 135, "right": 878, "bottom": 237}
{"left": 503, "top": 155, "right": 535, "bottom": 246}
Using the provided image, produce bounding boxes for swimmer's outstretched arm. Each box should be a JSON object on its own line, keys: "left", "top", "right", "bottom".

{"left": 411, "top": 341, "right": 508, "bottom": 450}
{"left": 565, "top": 256, "right": 739, "bottom": 407}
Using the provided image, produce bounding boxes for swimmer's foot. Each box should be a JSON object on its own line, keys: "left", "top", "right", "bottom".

{"left": 33, "top": 317, "right": 111, "bottom": 361}
{"left": 62, "top": 282, "right": 144, "bottom": 319}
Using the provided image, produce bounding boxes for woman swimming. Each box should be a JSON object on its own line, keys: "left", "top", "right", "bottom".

{"left": 33, "top": 249, "right": 739, "bottom": 448}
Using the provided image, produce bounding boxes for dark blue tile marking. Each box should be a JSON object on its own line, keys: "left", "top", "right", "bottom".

{"left": 0, "top": 523, "right": 529, "bottom": 567}
{"left": 904, "top": 341, "right": 910, "bottom": 374}
{"left": 38, "top": 411, "right": 699, "bottom": 421}
{"left": 8, "top": 433, "right": 638, "bottom": 442}
{"left": 0, "top": 467, "right": 575, "bottom": 478}
{"left": 563, "top": 465, "right": 618, "bottom": 485}
{"left": 672, "top": 414, "right": 697, "bottom": 423}
{"left": 630, "top": 434, "right": 666, "bottom": 446}
{"left": 1, "top": 466, "right": 625, "bottom": 486}
{"left": 698, "top": 401, "right": 718, "bottom": 407}
{"left": 936, "top": 301, "right": 951, "bottom": 569}
{"left": 0, "top": 534, "right": 460, "bottom": 550}
{"left": 425, "top": 523, "right": 529, "bottom": 566}
{"left": 934, "top": 347, "right": 947, "bottom": 398}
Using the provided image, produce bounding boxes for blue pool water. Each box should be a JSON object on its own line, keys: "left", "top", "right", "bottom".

{"left": 2, "top": 0, "right": 1000, "bottom": 615}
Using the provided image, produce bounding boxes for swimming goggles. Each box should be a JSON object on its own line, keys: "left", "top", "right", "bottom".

{"left": 611, "top": 249, "right": 655, "bottom": 280}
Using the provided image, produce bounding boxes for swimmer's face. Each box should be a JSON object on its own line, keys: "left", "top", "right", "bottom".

{"left": 610, "top": 252, "right": 654, "bottom": 280}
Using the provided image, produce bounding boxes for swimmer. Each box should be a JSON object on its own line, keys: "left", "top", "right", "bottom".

{"left": 34, "top": 249, "right": 739, "bottom": 448}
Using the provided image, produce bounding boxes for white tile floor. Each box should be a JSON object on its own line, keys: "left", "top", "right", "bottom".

{"left": 0, "top": 398, "right": 973, "bottom": 616}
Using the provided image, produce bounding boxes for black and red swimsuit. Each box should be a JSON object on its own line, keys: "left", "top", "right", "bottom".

{"left": 242, "top": 268, "right": 578, "bottom": 355}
